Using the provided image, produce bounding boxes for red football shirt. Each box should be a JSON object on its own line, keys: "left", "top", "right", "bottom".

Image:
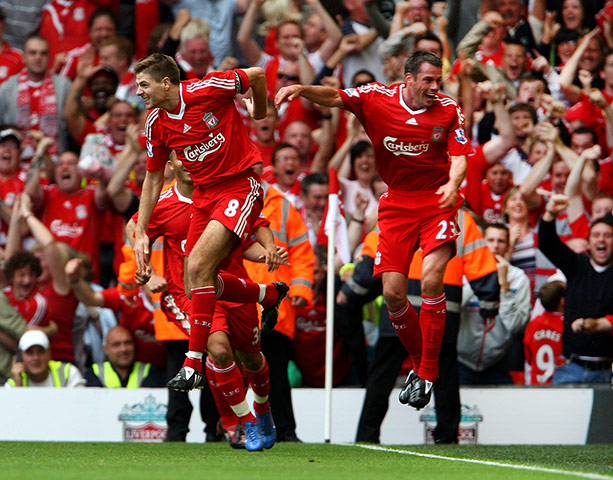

{"left": 524, "top": 311, "right": 564, "bottom": 385}
{"left": 41, "top": 185, "right": 102, "bottom": 276}
{"left": 338, "top": 82, "right": 472, "bottom": 193}
{"left": 3, "top": 286, "right": 48, "bottom": 326}
{"left": 138, "top": 183, "right": 193, "bottom": 320}
{"left": 145, "top": 70, "right": 263, "bottom": 189}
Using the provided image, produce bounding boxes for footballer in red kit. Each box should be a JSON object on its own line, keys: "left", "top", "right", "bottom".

{"left": 133, "top": 53, "right": 283, "bottom": 394}
{"left": 276, "top": 51, "right": 471, "bottom": 410}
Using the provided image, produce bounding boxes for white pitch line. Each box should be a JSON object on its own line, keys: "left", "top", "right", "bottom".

{"left": 348, "top": 444, "right": 613, "bottom": 480}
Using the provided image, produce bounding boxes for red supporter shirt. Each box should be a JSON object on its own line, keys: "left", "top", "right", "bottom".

{"left": 41, "top": 283, "right": 79, "bottom": 363}
{"left": 3, "top": 286, "right": 48, "bottom": 326}
{"left": 0, "top": 42, "right": 23, "bottom": 85}
{"left": 338, "top": 83, "right": 472, "bottom": 193}
{"left": 524, "top": 311, "right": 564, "bottom": 385}
{"left": 0, "top": 168, "right": 26, "bottom": 244}
{"left": 101, "top": 288, "right": 166, "bottom": 367}
{"left": 145, "top": 69, "right": 263, "bottom": 189}
{"left": 599, "top": 157, "right": 613, "bottom": 196}
{"left": 41, "top": 184, "right": 102, "bottom": 276}
{"left": 39, "top": 0, "right": 92, "bottom": 65}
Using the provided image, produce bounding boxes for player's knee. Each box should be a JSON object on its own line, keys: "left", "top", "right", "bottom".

{"left": 187, "top": 255, "right": 213, "bottom": 284}
{"left": 240, "top": 352, "right": 262, "bottom": 371}
{"left": 383, "top": 288, "right": 406, "bottom": 312}
{"left": 421, "top": 276, "right": 444, "bottom": 297}
{"left": 207, "top": 344, "right": 233, "bottom": 367}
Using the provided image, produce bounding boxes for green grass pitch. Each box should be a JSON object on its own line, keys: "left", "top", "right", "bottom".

{"left": 1, "top": 442, "right": 611, "bottom": 480}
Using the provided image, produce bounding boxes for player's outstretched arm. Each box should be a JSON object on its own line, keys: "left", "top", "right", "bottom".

{"left": 134, "top": 168, "right": 164, "bottom": 276}
{"left": 243, "top": 67, "right": 267, "bottom": 120}
{"left": 275, "top": 85, "right": 344, "bottom": 110}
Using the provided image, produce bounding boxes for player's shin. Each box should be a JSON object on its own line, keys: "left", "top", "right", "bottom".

{"left": 216, "top": 272, "right": 280, "bottom": 308}
{"left": 244, "top": 352, "right": 271, "bottom": 416}
{"left": 418, "top": 293, "right": 446, "bottom": 382}
{"left": 389, "top": 301, "right": 422, "bottom": 370}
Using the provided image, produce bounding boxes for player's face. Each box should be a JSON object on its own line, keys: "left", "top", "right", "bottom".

{"left": 486, "top": 163, "right": 512, "bottom": 195}
{"left": 136, "top": 72, "right": 168, "bottom": 110}
{"left": 169, "top": 154, "right": 192, "bottom": 186}
{"left": 11, "top": 265, "right": 39, "bottom": 300}
{"left": 23, "top": 38, "right": 49, "bottom": 77}
{"left": 104, "top": 329, "right": 135, "bottom": 369}
{"left": 592, "top": 198, "right": 613, "bottom": 220}
{"left": 55, "top": 152, "right": 81, "bottom": 194}
{"left": 405, "top": 62, "right": 442, "bottom": 109}
{"left": 550, "top": 161, "right": 570, "bottom": 193}
{"left": 21, "top": 345, "right": 51, "bottom": 379}
{"left": 588, "top": 223, "right": 613, "bottom": 266}
{"left": 570, "top": 132, "right": 595, "bottom": 154}
{"left": 272, "top": 147, "right": 301, "bottom": 189}
{"left": 0, "top": 138, "right": 20, "bottom": 176}
{"left": 485, "top": 227, "right": 509, "bottom": 256}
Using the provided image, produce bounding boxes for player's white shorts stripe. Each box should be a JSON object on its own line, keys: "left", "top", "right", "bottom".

{"left": 234, "top": 176, "right": 260, "bottom": 238}
{"left": 349, "top": 445, "right": 610, "bottom": 480}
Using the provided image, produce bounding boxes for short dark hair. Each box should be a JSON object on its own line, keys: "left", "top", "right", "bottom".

{"left": 591, "top": 212, "right": 613, "bottom": 230}
{"left": 134, "top": 53, "right": 180, "bottom": 85}
{"left": 484, "top": 222, "right": 510, "bottom": 241}
{"left": 351, "top": 69, "right": 376, "bottom": 87}
{"left": 4, "top": 251, "right": 42, "bottom": 282}
{"left": 272, "top": 143, "right": 300, "bottom": 165}
{"left": 301, "top": 172, "right": 328, "bottom": 195}
{"left": 571, "top": 126, "right": 598, "bottom": 146}
{"left": 414, "top": 31, "right": 443, "bottom": 52}
{"left": 509, "top": 102, "right": 537, "bottom": 124}
{"left": 88, "top": 8, "right": 117, "bottom": 30}
{"left": 538, "top": 281, "right": 566, "bottom": 312}
{"left": 404, "top": 50, "right": 442, "bottom": 77}
{"left": 350, "top": 140, "right": 373, "bottom": 169}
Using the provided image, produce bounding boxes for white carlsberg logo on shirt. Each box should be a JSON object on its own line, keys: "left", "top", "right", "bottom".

{"left": 406, "top": 118, "right": 418, "bottom": 125}
{"left": 383, "top": 136, "right": 429, "bottom": 156}
{"left": 183, "top": 124, "right": 192, "bottom": 133}
{"left": 183, "top": 132, "right": 226, "bottom": 161}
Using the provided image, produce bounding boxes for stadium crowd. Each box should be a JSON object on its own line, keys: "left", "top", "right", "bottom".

{"left": 0, "top": 0, "right": 612, "bottom": 445}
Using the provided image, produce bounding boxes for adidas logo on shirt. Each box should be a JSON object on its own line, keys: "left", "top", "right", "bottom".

{"left": 183, "top": 124, "right": 192, "bottom": 133}
{"left": 406, "top": 118, "right": 418, "bottom": 125}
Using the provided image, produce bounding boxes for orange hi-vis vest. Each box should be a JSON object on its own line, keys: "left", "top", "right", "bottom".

{"left": 244, "top": 183, "right": 315, "bottom": 340}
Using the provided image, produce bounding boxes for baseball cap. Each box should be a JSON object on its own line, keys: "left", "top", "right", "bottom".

{"left": 0, "top": 128, "right": 22, "bottom": 145}
{"left": 18, "top": 330, "right": 50, "bottom": 352}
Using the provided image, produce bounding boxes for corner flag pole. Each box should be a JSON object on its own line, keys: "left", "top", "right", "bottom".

{"left": 324, "top": 169, "right": 339, "bottom": 443}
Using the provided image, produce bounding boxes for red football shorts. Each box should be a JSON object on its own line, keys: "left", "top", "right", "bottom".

{"left": 185, "top": 169, "right": 263, "bottom": 256}
{"left": 374, "top": 189, "right": 462, "bottom": 278}
{"left": 211, "top": 301, "right": 260, "bottom": 352}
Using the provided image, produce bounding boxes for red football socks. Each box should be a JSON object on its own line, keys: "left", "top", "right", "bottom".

{"left": 244, "top": 353, "right": 271, "bottom": 416}
{"left": 418, "top": 293, "right": 446, "bottom": 382}
{"left": 216, "top": 272, "right": 278, "bottom": 308}
{"left": 188, "top": 286, "right": 216, "bottom": 353}
{"left": 205, "top": 357, "right": 238, "bottom": 429}
{"left": 389, "top": 301, "right": 422, "bottom": 372}
{"left": 212, "top": 360, "right": 256, "bottom": 424}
